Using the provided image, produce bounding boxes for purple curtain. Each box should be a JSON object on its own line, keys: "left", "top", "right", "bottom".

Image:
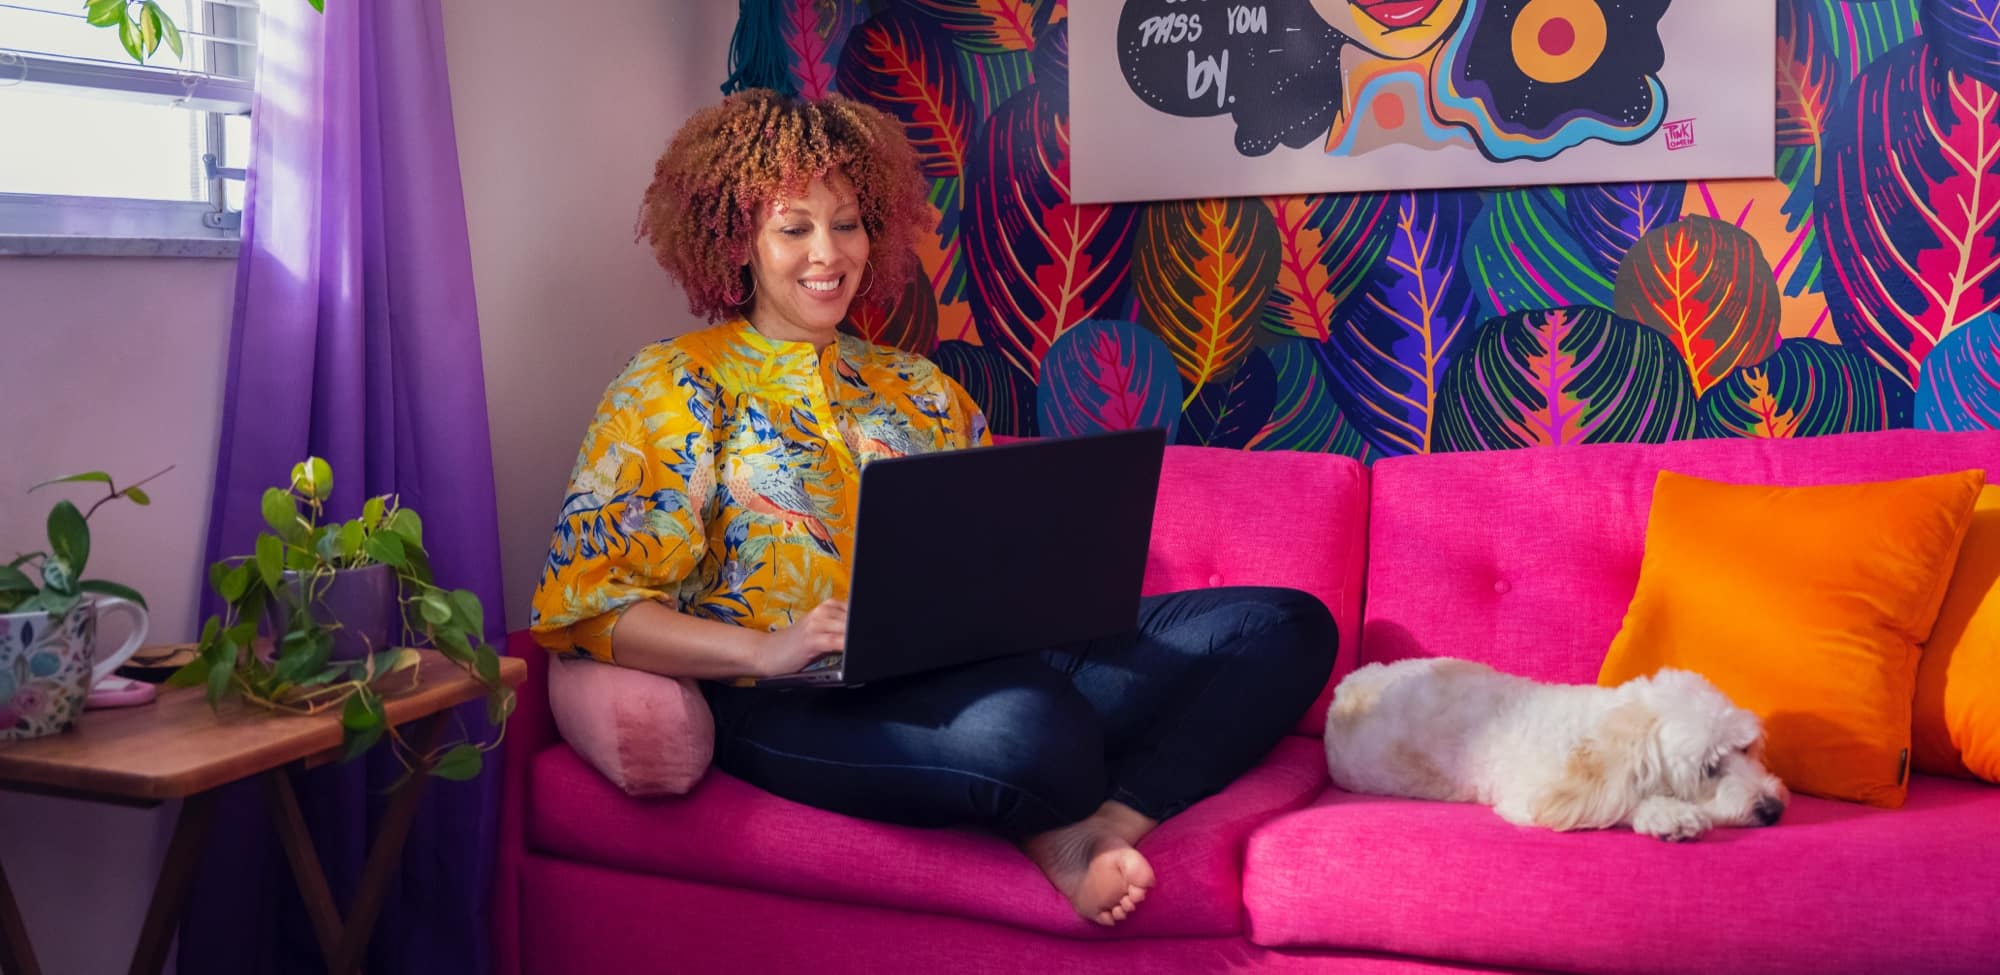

{"left": 181, "top": 0, "right": 504, "bottom": 972}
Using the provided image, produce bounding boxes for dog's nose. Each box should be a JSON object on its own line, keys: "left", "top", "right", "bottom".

{"left": 1753, "top": 796, "right": 1785, "bottom": 826}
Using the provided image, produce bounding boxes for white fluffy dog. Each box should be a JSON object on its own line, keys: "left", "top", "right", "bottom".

{"left": 1323, "top": 658, "right": 1789, "bottom": 841}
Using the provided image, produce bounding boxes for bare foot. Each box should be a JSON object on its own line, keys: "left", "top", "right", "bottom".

{"left": 1022, "top": 802, "right": 1159, "bottom": 926}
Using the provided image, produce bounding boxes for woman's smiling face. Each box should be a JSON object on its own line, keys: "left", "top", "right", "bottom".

{"left": 745, "top": 173, "right": 871, "bottom": 346}
{"left": 1311, "top": 0, "right": 1467, "bottom": 59}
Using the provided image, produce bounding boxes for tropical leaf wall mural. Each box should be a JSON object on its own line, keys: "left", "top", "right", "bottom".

{"left": 722, "top": 0, "right": 2000, "bottom": 452}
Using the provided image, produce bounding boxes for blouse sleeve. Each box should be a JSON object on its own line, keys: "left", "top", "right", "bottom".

{"left": 941, "top": 373, "right": 993, "bottom": 449}
{"left": 528, "top": 346, "right": 718, "bottom": 662}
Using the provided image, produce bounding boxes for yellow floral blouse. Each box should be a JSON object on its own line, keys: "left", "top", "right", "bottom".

{"left": 529, "top": 320, "right": 991, "bottom": 662}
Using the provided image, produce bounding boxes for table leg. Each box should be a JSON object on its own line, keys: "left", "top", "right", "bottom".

{"left": 318, "top": 712, "right": 447, "bottom": 975}
{"left": 263, "top": 769, "right": 345, "bottom": 962}
{"left": 127, "top": 789, "right": 219, "bottom": 975}
{"left": 0, "top": 854, "right": 43, "bottom": 975}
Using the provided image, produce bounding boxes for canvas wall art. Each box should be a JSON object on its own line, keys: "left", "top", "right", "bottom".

{"left": 1070, "top": 0, "right": 1777, "bottom": 201}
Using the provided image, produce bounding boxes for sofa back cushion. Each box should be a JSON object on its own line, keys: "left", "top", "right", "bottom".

{"left": 1361, "top": 429, "right": 2000, "bottom": 683}
{"left": 1144, "top": 445, "right": 1369, "bottom": 735}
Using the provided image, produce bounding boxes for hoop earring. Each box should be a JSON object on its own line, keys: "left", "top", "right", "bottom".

{"left": 729, "top": 269, "right": 756, "bottom": 307}
{"left": 858, "top": 259, "right": 875, "bottom": 298}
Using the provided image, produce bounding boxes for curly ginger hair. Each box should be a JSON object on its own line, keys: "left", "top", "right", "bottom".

{"left": 637, "top": 89, "right": 933, "bottom": 323}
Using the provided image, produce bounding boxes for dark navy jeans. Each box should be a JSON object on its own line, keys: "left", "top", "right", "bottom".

{"left": 701, "top": 586, "right": 1338, "bottom": 837}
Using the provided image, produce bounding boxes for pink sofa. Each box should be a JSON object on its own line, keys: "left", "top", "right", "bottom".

{"left": 493, "top": 429, "right": 2000, "bottom": 974}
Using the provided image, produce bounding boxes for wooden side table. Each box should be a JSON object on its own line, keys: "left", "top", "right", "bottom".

{"left": 0, "top": 650, "right": 526, "bottom": 975}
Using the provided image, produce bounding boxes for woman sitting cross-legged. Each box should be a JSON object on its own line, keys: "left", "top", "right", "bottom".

{"left": 528, "top": 89, "right": 1339, "bottom": 927}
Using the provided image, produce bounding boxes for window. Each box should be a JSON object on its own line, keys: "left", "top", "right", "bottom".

{"left": 0, "top": 0, "right": 258, "bottom": 245}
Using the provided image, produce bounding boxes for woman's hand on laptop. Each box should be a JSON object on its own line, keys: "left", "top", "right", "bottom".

{"left": 761, "top": 599, "right": 849, "bottom": 676}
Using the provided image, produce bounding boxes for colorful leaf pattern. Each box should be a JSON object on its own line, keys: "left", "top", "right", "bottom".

{"left": 1820, "top": 41, "right": 2000, "bottom": 389}
{"left": 1614, "top": 215, "right": 1784, "bottom": 394}
{"left": 1697, "top": 338, "right": 1913, "bottom": 437}
{"left": 724, "top": 2, "right": 1998, "bottom": 454}
{"left": 842, "top": 253, "right": 940, "bottom": 354}
{"left": 1036, "top": 320, "right": 1183, "bottom": 439}
{"left": 912, "top": 0, "right": 1038, "bottom": 54}
{"left": 1178, "top": 347, "right": 1277, "bottom": 449}
{"left": 1464, "top": 189, "right": 1616, "bottom": 325}
{"left": 932, "top": 340, "right": 1038, "bottom": 436}
{"left": 963, "top": 87, "right": 1137, "bottom": 379}
{"left": 1916, "top": 312, "right": 2000, "bottom": 430}
{"left": 1433, "top": 307, "right": 1699, "bottom": 451}
{"left": 1918, "top": 0, "right": 1997, "bottom": 87}
{"left": 1262, "top": 193, "right": 1394, "bottom": 342}
{"left": 1318, "top": 192, "right": 1481, "bottom": 456}
{"left": 1247, "top": 341, "right": 1374, "bottom": 460}
{"left": 1133, "top": 198, "right": 1279, "bottom": 407}
{"left": 1565, "top": 183, "right": 1686, "bottom": 282}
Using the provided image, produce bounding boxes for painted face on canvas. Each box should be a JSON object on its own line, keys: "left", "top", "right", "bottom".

{"left": 745, "top": 173, "right": 871, "bottom": 345}
{"left": 1312, "top": 0, "right": 1467, "bottom": 59}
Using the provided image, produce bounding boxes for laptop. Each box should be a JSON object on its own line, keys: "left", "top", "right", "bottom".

{"left": 739, "top": 427, "right": 1168, "bottom": 688}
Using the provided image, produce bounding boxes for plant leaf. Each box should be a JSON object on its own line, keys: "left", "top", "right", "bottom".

{"left": 167, "top": 656, "right": 211, "bottom": 688}
{"left": 205, "top": 640, "right": 237, "bottom": 704}
{"left": 361, "top": 496, "right": 386, "bottom": 529}
{"left": 429, "top": 744, "right": 483, "bottom": 781}
{"left": 29, "top": 471, "right": 111, "bottom": 491}
{"left": 362, "top": 532, "right": 406, "bottom": 568}
{"left": 122, "top": 486, "right": 151, "bottom": 506}
{"left": 487, "top": 688, "right": 518, "bottom": 726}
{"left": 218, "top": 563, "right": 252, "bottom": 602}
{"left": 145, "top": 1, "right": 182, "bottom": 59}
{"left": 117, "top": 8, "right": 144, "bottom": 63}
{"left": 85, "top": 0, "right": 124, "bottom": 27}
{"left": 448, "top": 590, "right": 484, "bottom": 634}
{"left": 308, "top": 0, "right": 325, "bottom": 12}
{"left": 137, "top": 1, "right": 160, "bottom": 58}
{"left": 0, "top": 565, "right": 34, "bottom": 595}
{"left": 387, "top": 508, "right": 422, "bottom": 548}
{"left": 342, "top": 724, "right": 383, "bottom": 763}
{"left": 342, "top": 690, "right": 382, "bottom": 732}
{"left": 336, "top": 521, "right": 365, "bottom": 560}
{"left": 78, "top": 579, "right": 147, "bottom": 608}
{"left": 420, "top": 591, "right": 452, "bottom": 627}
{"left": 255, "top": 534, "right": 283, "bottom": 589}
{"left": 473, "top": 647, "right": 501, "bottom": 685}
{"left": 261, "top": 488, "right": 300, "bottom": 542}
{"left": 47, "top": 500, "right": 89, "bottom": 578}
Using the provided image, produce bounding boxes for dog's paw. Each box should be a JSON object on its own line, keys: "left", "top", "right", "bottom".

{"left": 1632, "top": 800, "right": 1710, "bottom": 842}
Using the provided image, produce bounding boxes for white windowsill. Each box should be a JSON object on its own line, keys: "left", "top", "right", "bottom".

{"left": 0, "top": 233, "right": 240, "bottom": 258}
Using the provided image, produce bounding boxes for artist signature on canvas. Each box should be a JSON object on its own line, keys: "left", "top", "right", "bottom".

{"left": 1663, "top": 119, "right": 1696, "bottom": 150}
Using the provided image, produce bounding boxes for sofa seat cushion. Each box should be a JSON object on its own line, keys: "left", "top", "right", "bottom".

{"left": 530, "top": 734, "right": 1329, "bottom": 940}
{"left": 1242, "top": 775, "right": 2000, "bottom": 974}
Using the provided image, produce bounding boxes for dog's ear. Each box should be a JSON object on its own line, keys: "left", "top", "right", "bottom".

{"left": 1530, "top": 703, "right": 1658, "bottom": 831}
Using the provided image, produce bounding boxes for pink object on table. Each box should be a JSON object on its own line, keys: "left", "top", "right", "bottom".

{"left": 84, "top": 675, "right": 157, "bottom": 710}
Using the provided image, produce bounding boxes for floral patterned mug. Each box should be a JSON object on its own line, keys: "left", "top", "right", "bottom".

{"left": 0, "top": 597, "right": 149, "bottom": 741}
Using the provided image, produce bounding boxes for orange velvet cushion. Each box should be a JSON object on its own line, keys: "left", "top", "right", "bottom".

{"left": 1599, "top": 469, "right": 1985, "bottom": 808}
{"left": 1914, "top": 485, "right": 2000, "bottom": 782}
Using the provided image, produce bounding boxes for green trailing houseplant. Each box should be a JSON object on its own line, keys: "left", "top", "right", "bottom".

{"left": 84, "top": 0, "right": 325, "bottom": 64}
{"left": 170, "top": 457, "right": 515, "bottom": 781}
{"left": 2, "top": 468, "right": 167, "bottom": 618}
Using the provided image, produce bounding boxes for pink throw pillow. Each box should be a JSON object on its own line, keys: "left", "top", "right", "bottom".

{"left": 547, "top": 657, "right": 714, "bottom": 796}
